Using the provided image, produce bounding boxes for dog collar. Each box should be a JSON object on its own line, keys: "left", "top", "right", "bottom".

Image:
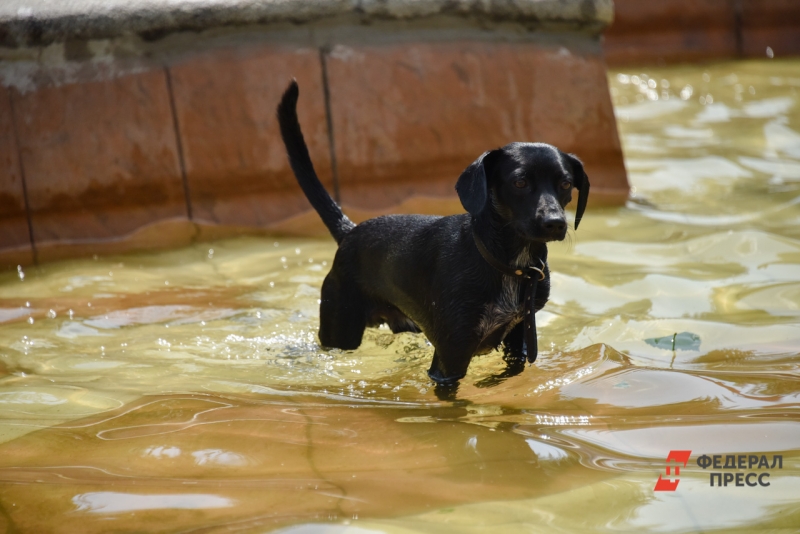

{"left": 472, "top": 232, "right": 546, "bottom": 281}
{"left": 472, "top": 230, "right": 545, "bottom": 364}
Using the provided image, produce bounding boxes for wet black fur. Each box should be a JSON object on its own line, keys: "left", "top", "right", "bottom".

{"left": 277, "top": 80, "right": 589, "bottom": 388}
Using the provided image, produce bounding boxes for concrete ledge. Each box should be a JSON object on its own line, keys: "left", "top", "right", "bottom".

{"left": 0, "top": 0, "right": 613, "bottom": 47}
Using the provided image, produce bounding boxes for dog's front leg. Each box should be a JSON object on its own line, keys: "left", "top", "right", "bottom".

{"left": 428, "top": 346, "right": 477, "bottom": 401}
{"left": 427, "top": 341, "right": 478, "bottom": 386}
{"left": 472, "top": 324, "right": 527, "bottom": 389}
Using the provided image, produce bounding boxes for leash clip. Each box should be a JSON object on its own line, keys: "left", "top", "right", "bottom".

{"left": 526, "top": 259, "right": 546, "bottom": 281}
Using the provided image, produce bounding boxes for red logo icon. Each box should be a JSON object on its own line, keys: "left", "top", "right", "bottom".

{"left": 654, "top": 450, "right": 692, "bottom": 491}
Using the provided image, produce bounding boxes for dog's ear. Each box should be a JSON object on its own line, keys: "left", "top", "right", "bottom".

{"left": 564, "top": 153, "right": 590, "bottom": 230}
{"left": 456, "top": 150, "right": 499, "bottom": 216}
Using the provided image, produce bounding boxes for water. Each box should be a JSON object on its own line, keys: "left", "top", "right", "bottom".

{"left": 0, "top": 59, "right": 799, "bottom": 533}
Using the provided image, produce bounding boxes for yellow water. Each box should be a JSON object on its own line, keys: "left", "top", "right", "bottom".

{"left": 1, "top": 60, "right": 799, "bottom": 533}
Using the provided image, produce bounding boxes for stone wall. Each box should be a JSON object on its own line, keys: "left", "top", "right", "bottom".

{"left": 604, "top": 0, "right": 800, "bottom": 65}
{"left": 0, "top": 1, "right": 628, "bottom": 266}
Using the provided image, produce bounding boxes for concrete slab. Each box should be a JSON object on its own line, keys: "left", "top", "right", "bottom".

{"left": 0, "top": 0, "right": 613, "bottom": 47}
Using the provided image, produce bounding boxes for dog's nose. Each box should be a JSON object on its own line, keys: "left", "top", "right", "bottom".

{"left": 543, "top": 215, "right": 567, "bottom": 234}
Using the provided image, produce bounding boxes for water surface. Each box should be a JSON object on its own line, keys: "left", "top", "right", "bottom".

{"left": 0, "top": 59, "right": 799, "bottom": 533}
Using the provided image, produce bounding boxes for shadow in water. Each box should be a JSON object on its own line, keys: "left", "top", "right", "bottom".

{"left": 433, "top": 382, "right": 460, "bottom": 401}
{"left": 473, "top": 355, "right": 527, "bottom": 389}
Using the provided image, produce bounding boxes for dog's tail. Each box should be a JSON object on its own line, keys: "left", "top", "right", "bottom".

{"left": 277, "top": 80, "right": 355, "bottom": 244}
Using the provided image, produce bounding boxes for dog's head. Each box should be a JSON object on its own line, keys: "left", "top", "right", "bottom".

{"left": 456, "top": 142, "right": 590, "bottom": 242}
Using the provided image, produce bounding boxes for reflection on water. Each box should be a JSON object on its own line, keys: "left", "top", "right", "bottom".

{"left": 0, "top": 59, "right": 799, "bottom": 533}
{"left": 73, "top": 492, "right": 237, "bottom": 513}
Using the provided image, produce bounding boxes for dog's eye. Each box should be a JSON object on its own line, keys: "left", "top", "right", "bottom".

{"left": 513, "top": 179, "right": 527, "bottom": 189}
{"left": 560, "top": 181, "right": 572, "bottom": 190}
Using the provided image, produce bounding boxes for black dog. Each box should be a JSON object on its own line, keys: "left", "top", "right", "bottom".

{"left": 277, "top": 81, "right": 589, "bottom": 387}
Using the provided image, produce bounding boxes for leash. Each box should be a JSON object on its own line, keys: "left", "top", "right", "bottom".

{"left": 473, "top": 231, "right": 545, "bottom": 363}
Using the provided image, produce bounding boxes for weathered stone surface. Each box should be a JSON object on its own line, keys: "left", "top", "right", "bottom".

{"left": 0, "top": 86, "right": 33, "bottom": 267}
{"left": 326, "top": 41, "right": 628, "bottom": 216}
{"left": 0, "top": 0, "right": 631, "bottom": 264}
{"left": 603, "top": 0, "right": 737, "bottom": 65}
{"left": 169, "top": 44, "right": 332, "bottom": 231}
{"left": 741, "top": 0, "right": 800, "bottom": 58}
{"left": 604, "top": 0, "right": 800, "bottom": 65}
{"left": 12, "top": 68, "right": 189, "bottom": 262}
{"left": 0, "top": 0, "right": 614, "bottom": 47}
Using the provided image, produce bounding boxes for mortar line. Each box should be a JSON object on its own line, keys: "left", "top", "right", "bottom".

{"left": 733, "top": 0, "right": 744, "bottom": 57}
{"left": 7, "top": 90, "right": 38, "bottom": 265}
{"left": 319, "top": 47, "right": 342, "bottom": 203}
{"left": 164, "top": 65, "right": 193, "bottom": 221}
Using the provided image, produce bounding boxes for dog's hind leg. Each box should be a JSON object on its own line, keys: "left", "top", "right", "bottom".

{"left": 367, "top": 304, "right": 422, "bottom": 334}
{"left": 318, "top": 276, "right": 367, "bottom": 350}
{"left": 385, "top": 310, "right": 421, "bottom": 334}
